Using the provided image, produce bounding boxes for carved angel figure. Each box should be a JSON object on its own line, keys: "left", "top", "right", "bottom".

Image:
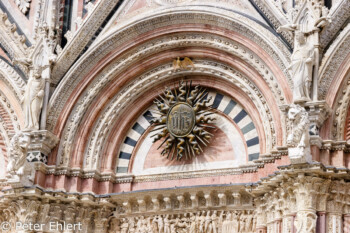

{"left": 6, "top": 132, "right": 33, "bottom": 182}
{"left": 22, "top": 67, "right": 45, "bottom": 130}
{"left": 173, "top": 57, "right": 195, "bottom": 70}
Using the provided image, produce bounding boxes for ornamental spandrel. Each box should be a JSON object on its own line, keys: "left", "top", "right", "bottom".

{"left": 151, "top": 81, "right": 216, "bottom": 161}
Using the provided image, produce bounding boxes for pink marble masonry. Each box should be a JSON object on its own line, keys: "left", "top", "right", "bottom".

{"left": 143, "top": 127, "right": 236, "bottom": 169}
{"left": 50, "top": 24, "right": 289, "bottom": 173}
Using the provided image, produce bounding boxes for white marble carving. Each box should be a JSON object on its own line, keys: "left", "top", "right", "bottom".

{"left": 287, "top": 104, "right": 312, "bottom": 163}
{"left": 288, "top": 31, "right": 315, "bottom": 103}
{"left": 278, "top": 0, "right": 331, "bottom": 102}
{"left": 15, "top": 0, "right": 32, "bottom": 14}
{"left": 22, "top": 67, "right": 45, "bottom": 130}
{"left": 6, "top": 132, "right": 34, "bottom": 185}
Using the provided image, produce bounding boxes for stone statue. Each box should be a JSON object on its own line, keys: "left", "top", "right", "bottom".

{"left": 295, "top": 211, "right": 317, "bottom": 233}
{"left": 204, "top": 211, "right": 211, "bottom": 233}
{"left": 152, "top": 216, "right": 159, "bottom": 232}
{"left": 232, "top": 211, "right": 240, "bottom": 232}
{"left": 189, "top": 213, "right": 197, "bottom": 233}
{"left": 22, "top": 66, "right": 45, "bottom": 130}
{"left": 288, "top": 32, "right": 315, "bottom": 103}
{"left": 6, "top": 132, "right": 33, "bottom": 184}
{"left": 157, "top": 215, "right": 164, "bottom": 233}
{"left": 128, "top": 217, "right": 136, "bottom": 233}
{"left": 120, "top": 218, "right": 129, "bottom": 233}
{"left": 209, "top": 211, "right": 218, "bottom": 233}
{"left": 164, "top": 215, "right": 171, "bottom": 233}
{"left": 287, "top": 104, "right": 312, "bottom": 163}
{"left": 222, "top": 212, "right": 234, "bottom": 233}
{"left": 277, "top": 0, "right": 331, "bottom": 103}
{"left": 199, "top": 211, "right": 206, "bottom": 233}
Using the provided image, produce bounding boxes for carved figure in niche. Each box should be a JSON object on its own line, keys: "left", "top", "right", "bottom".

{"left": 209, "top": 211, "right": 218, "bottom": 233}
{"left": 170, "top": 217, "right": 177, "bottom": 233}
{"left": 277, "top": 0, "right": 331, "bottom": 102}
{"left": 109, "top": 218, "right": 121, "bottom": 233}
{"left": 120, "top": 218, "right": 128, "bottom": 233}
{"left": 232, "top": 211, "right": 240, "bottom": 232}
{"left": 239, "top": 213, "right": 245, "bottom": 232}
{"left": 6, "top": 132, "right": 33, "bottom": 184}
{"left": 222, "top": 212, "right": 234, "bottom": 233}
{"left": 152, "top": 216, "right": 159, "bottom": 232}
{"left": 135, "top": 217, "right": 142, "bottom": 232}
{"left": 288, "top": 31, "right": 315, "bottom": 103}
{"left": 129, "top": 217, "right": 136, "bottom": 233}
{"left": 294, "top": 211, "right": 317, "bottom": 233}
{"left": 146, "top": 218, "right": 153, "bottom": 233}
{"left": 189, "top": 213, "right": 197, "bottom": 233}
{"left": 22, "top": 66, "right": 45, "bottom": 130}
{"left": 199, "top": 211, "right": 206, "bottom": 233}
{"left": 252, "top": 214, "right": 257, "bottom": 232}
{"left": 204, "top": 211, "right": 211, "bottom": 232}
{"left": 157, "top": 215, "right": 164, "bottom": 233}
{"left": 245, "top": 212, "right": 253, "bottom": 232}
{"left": 164, "top": 215, "right": 171, "bottom": 233}
{"left": 177, "top": 213, "right": 189, "bottom": 230}
{"left": 287, "top": 104, "right": 312, "bottom": 163}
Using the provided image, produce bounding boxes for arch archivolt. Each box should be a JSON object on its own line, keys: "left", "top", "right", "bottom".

{"left": 0, "top": 89, "right": 21, "bottom": 179}
{"left": 0, "top": 59, "right": 25, "bottom": 103}
{"left": 119, "top": 91, "right": 261, "bottom": 175}
{"left": 55, "top": 58, "right": 285, "bottom": 175}
{"left": 0, "top": 87, "right": 23, "bottom": 132}
{"left": 48, "top": 9, "right": 292, "bottom": 133}
{"left": 53, "top": 34, "right": 291, "bottom": 167}
{"left": 317, "top": 23, "right": 350, "bottom": 140}
{"left": 0, "top": 58, "right": 25, "bottom": 136}
{"left": 88, "top": 62, "right": 274, "bottom": 172}
{"left": 319, "top": 23, "right": 350, "bottom": 102}
{"left": 330, "top": 69, "right": 350, "bottom": 140}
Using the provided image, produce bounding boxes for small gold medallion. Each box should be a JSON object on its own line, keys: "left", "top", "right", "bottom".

{"left": 167, "top": 103, "right": 195, "bottom": 137}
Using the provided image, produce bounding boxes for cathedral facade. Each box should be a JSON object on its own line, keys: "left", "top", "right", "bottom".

{"left": 0, "top": 0, "right": 350, "bottom": 232}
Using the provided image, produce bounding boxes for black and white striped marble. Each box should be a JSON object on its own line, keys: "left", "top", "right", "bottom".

{"left": 116, "top": 92, "right": 260, "bottom": 174}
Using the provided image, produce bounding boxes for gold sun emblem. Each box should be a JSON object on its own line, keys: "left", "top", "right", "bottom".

{"left": 150, "top": 81, "right": 216, "bottom": 160}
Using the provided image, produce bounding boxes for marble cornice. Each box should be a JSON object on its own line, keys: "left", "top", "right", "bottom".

{"left": 32, "top": 147, "right": 289, "bottom": 184}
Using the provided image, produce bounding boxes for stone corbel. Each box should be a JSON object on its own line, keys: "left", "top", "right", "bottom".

{"left": 304, "top": 101, "right": 331, "bottom": 148}
{"left": 281, "top": 101, "right": 331, "bottom": 148}
{"left": 25, "top": 130, "right": 59, "bottom": 163}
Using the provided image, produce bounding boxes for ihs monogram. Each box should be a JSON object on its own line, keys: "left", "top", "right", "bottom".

{"left": 150, "top": 80, "right": 216, "bottom": 160}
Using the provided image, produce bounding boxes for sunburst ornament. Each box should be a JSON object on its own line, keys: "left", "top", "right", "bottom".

{"left": 150, "top": 81, "right": 216, "bottom": 160}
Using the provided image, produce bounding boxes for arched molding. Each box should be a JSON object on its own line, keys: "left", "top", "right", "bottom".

{"left": 0, "top": 89, "right": 20, "bottom": 179}
{"left": 0, "top": 81, "right": 23, "bottom": 131}
{"left": 318, "top": 23, "right": 350, "bottom": 140}
{"left": 93, "top": 64, "right": 282, "bottom": 174}
{"left": 53, "top": 57, "right": 284, "bottom": 175}
{"left": 319, "top": 23, "right": 350, "bottom": 102}
{"left": 117, "top": 91, "right": 261, "bottom": 175}
{"left": 48, "top": 8, "right": 292, "bottom": 133}
{"left": 49, "top": 32, "right": 291, "bottom": 168}
{"left": 327, "top": 68, "right": 350, "bottom": 140}
{"left": 0, "top": 58, "right": 25, "bottom": 102}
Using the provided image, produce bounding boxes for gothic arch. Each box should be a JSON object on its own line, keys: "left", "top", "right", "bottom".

{"left": 46, "top": 8, "right": 292, "bottom": 181}
{"left": 48, "top": 8, "right": 292, "bottom": 132}
{"left": 318, "top": 23, "right": 350, "bottom": 140}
